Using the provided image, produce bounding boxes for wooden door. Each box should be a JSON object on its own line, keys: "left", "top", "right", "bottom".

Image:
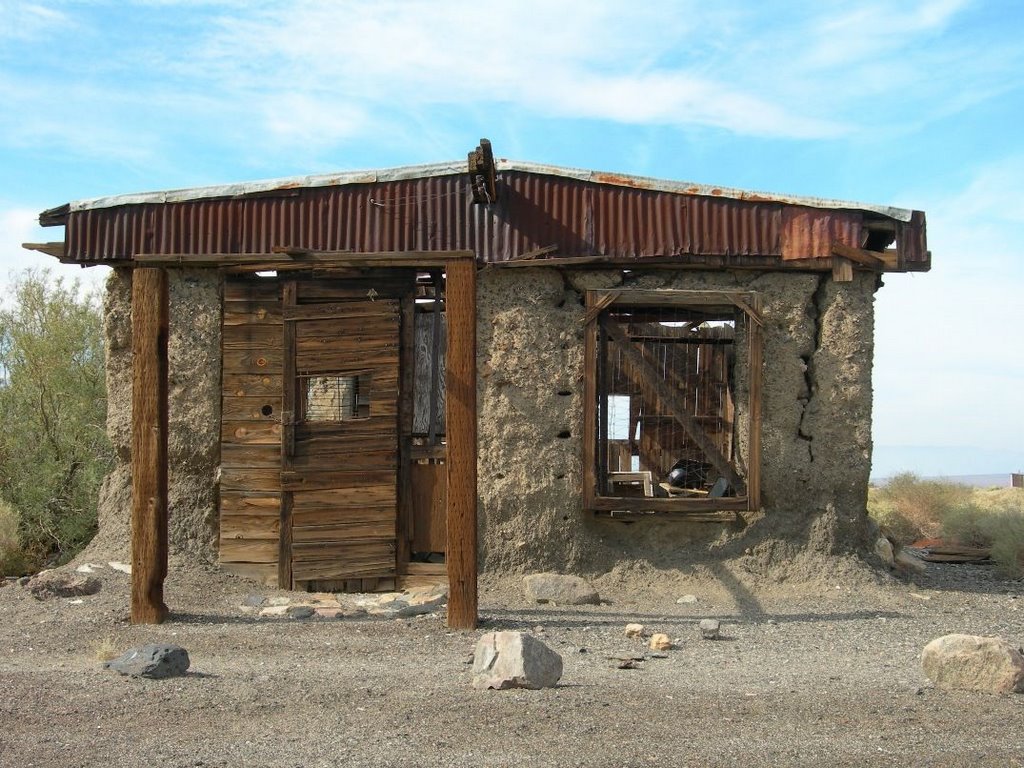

{"left": 280, "top": 290, "right": 400, "bottom": 591}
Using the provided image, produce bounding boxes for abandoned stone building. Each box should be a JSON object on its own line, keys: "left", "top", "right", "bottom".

{"left": 28, "top": 141, "right": 929, "bottom": 626}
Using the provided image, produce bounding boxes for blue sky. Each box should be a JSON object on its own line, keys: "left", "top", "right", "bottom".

{"left": 1, "top": 0, "right": 1022, "bottom": 478}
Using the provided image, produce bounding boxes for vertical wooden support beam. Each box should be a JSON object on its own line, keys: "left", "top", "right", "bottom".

{"left": 396, "top": 283, "right": 417, "bottom": 570}
{"left": 445, "top": 259, "right": 477, "bottom": 630}
{"left": 279, "top": 280, "right": 297, "bottom": 590}
{"left": 131, "top": 267, "right": 169, "bottom": 624}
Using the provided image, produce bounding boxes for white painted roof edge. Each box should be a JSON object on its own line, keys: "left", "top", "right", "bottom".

{"left": 66, "top": 158, "right": 916, "bottom": 222}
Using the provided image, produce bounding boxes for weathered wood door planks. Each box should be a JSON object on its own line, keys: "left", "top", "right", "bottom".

{"left": 282, "top": 296, "right": 401, "bottom": 590}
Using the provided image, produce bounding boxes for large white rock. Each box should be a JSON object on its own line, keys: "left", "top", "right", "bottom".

{"left": 472, "top": 631, "right": 563, "bottom": 690}
{"left": 922, "top": 634, "right": 1024, "bottom": 694}
{"left": 523, "top": 573, "right": 600, "bottom": 606}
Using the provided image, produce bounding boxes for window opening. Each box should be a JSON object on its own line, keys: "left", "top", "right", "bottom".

{"left": 585, "top": 290, "right": 762, "bottom": 515}
{"left": 302, "top": 372, "right": 371, "bottom": 421}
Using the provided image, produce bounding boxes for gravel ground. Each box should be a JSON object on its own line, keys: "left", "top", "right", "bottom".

{"left": 1, "top": 558, "right": 1023, "bottom": 768}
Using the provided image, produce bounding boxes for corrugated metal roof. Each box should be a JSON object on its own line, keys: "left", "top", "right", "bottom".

{"left": 56, "top": 158, "right": 916, "bottom": 222}
{"left": 42, "top": 159, "right": 928, "bottom": 269}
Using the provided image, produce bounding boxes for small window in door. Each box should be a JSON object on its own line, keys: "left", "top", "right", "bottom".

{"left": 303, "top": 372, "right": 372, "bottom": 421}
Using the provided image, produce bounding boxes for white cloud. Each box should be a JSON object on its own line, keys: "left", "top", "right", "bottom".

{"left": 0, "top": 0, "right": 1012, "bottom": 167}
{"left": 0, "top": 2, "right": 73, "bottom": 42}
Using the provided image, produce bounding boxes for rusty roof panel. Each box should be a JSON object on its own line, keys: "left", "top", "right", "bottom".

{"left": 56, "top": 167, "right": 928, "bottom": 269}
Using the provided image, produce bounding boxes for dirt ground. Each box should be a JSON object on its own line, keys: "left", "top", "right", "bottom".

{"left": 1, "top": 557, "right": 1022, "bottom": 768}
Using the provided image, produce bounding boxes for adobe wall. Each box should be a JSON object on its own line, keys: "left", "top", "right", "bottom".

{"left": 82, "top": 268, "right": 222, "bottom": 563}
{"left": 85, "top": 262, "right": 878, "bottom": 587}
{"left": 476, "top": 267, "right": 878, "bottom": 583}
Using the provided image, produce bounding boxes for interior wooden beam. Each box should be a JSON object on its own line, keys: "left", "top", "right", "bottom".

{"left": 130, "top": 267, "right": 169, "bottom": 624}
{"left": 745, "top": 294, "right": 763, "bottom": 511}
{"left": 444, "top": 259, "right": 478, "bottom": 630}
{"left": 582, "top": 294, "right": 599, "bottom": 510}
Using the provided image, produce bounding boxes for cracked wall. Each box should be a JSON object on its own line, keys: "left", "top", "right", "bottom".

{"left": 477, "top": 267, "right": 878, "bottom": 581}
{"left": 83, "top": 268, "right": 222, "bottom": 563}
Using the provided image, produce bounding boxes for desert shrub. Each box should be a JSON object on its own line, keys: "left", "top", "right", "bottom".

{"left": 869, "top": 474, "right": 1024, "bottom": 578}
{"left": 0, "top": 269, "right": 111, "bottom": 572}
{"left": 0, "top": 499, "right": 29, "bottom": 576}
{"left": 868, "top": 472, "right": 972, "bottom": 542}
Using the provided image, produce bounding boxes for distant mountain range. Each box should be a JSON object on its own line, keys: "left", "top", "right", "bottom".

{"left": 870, "top": 473, "right": 1023, "bottom": 488}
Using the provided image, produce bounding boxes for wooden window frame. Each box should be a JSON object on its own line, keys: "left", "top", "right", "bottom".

{"left": 582, "top": 289, "right": 763, "bottom": 517}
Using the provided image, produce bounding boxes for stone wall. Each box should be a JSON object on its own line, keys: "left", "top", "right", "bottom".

{"left": 83, "top": 268, "right": 222, "bottom": 563}
{"left": 476, "top": 267, "right": 878, "bottom": 582}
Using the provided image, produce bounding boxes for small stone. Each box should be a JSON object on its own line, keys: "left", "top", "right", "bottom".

{"left": 105, "top": 644, "right": 190, "bottom": 679}
{"left": 242, "top": 594, "right": 266, "bottom": 608}
{"left": 396, "top": 603, "right": 438, "bottom": 618}
{"left": 624, "top": 623, "right": 645, "bottom": 638}
{"left": 313, "top": 608, "right": 343, "bottom": 619}
{"left": 258, "top": 605, "right": 289, "bottom": 618}
{"left": 699, "top": 619, "right": 721, "bottom": 640}
{"left": 287, "top": 605, "right": 315, "bottom": 619}
{"left": 267, "top": 596, "right": 291, "bottom": 607}
{"left": 649, "top": 633, "right": 672, "bottom": 651}
{"left": 874, "top": 537, "right": 895, "bottom": 568}
{"left": 921, "top": 634, "right": 1024, "bottom": 694}
{"left": 27, "top": 571, "right": 101, "bottom": 600}
{"left": 676, "top": 594, "right": 699, "bottom": 605}
{"left": 107, "top": 561, "right": 131, "bottom": 574}
{"left": 895, "top": 549, "right": 927, "bottom": 573}
{"left": 472, "top": 631, "right": 563, "bottom": 690}
{"left": 523, "top": 573, "right": 600, "bottom": 606}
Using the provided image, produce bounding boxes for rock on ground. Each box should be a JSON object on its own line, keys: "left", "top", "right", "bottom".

{"left": 874, "top": 537, "right": 895, "bottom": 568}
{"left": 921, "top": 634, "right": 1024, "bottom": 694}
{"left": 105, "top": 644, "right": 191, "bottom": 679}
{"left": 699, "top": 619, "right": 721, "bottom": 640}
{"left": 523, "top": 573, "right": 600, "bottom": 606}
{"left": 624, "top": 623, "right": 645, "bottom": 638}
{"left": 27, "top": 571, "right": 101, "bottom": 600}
{"left": 649, "top": 633, "right": 672, "bottom": 651}
{"left": 472, "top": 631, "right": 563, "bottom": 690}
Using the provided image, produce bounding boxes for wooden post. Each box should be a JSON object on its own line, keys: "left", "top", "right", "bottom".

{"left": 444, "top": 259, "right": 478, "bottom": 629}
{"left": 279, "top": 280, "right": 297, "bottom": 590}
{"left": 131, "top": 267, "right": 169, "bottom": 624}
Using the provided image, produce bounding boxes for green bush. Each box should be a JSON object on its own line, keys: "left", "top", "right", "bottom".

{"left": 0, "top": 269, "right": 111, "bottom": 573}
{"left": 869, "top": 474, "right": 1024, "bottom": 578}
{"left": 0, "top": 499, "right": 28, "bottom": 576}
